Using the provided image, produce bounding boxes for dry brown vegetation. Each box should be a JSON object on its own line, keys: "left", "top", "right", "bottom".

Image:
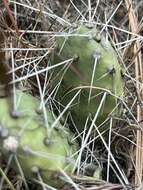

{"left": 0, "top": 0, "right": 143, "bottom": 190}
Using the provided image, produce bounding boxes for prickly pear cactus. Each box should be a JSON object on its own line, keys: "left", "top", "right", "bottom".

{"left": 0, "top": 90, "right": 77, "bottom": 187}
{"left": 52, "top": 24, "right": 124, "bottom": 133}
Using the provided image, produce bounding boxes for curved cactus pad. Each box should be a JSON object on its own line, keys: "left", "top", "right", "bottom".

{"left": 0, "top": 91, "right": 77, "bottom": 187}
{"left": 53, "top": 24, "right": 124, "bottom": 132}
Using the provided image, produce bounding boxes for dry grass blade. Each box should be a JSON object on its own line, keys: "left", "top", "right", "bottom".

{"left": 2, "top": 0, "right": 20, "bottom": 36}
{"left": 69, "top": 176, "right": 125, "bottom": 190}
{"left": 124, "top": 0, "right": 143, "bottom": 188}
{"left": 1, "top": 0, "right": 143, "bottom": 189}
{"left": 0, "top": 167, "right": 16, "bottom": 190}
{"left": 0, "top": 30, "right": 12, "bottom": 98}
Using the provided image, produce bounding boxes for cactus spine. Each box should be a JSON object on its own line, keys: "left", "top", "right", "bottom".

{"left": 0, "top": 90, "right": 77, "bottom": 187}
{"left": 52, "top": 24, "right": 124, "bottom": 133}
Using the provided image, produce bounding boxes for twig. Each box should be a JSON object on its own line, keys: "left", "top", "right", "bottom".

{"left": 3, "top": 0, "right": 20, "bottom": 36}
{"left": 124, "top": 0, "right": 143, "bottom": 188}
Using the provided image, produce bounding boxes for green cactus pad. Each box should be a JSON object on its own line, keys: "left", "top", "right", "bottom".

{"left": 0, "top": 91, "right": 77, "bottom": 187}
{"left": 52, "top": 24, "right": 124, "bottom": 133}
